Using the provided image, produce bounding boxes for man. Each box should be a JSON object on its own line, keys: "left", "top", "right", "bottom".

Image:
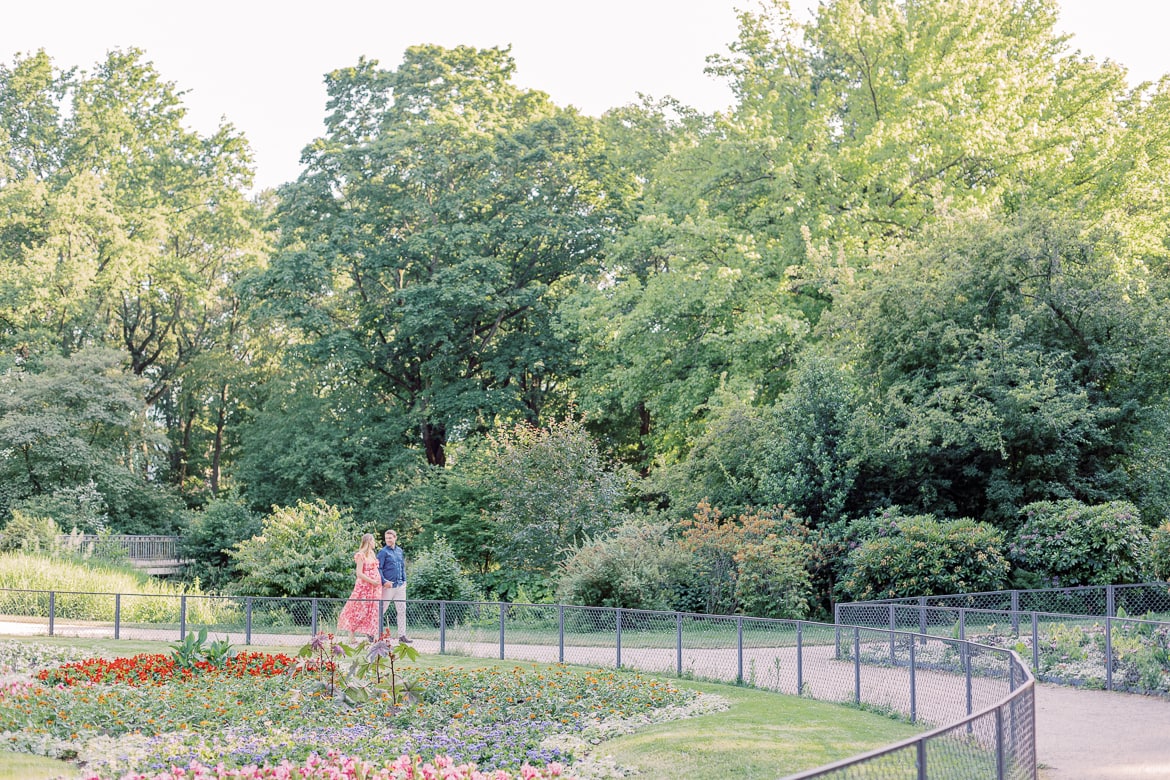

{"left": 377, "top": 528, "right": 411, "bottom": 643}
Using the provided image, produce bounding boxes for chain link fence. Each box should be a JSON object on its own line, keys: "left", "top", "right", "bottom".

{"left": 0, "top": 587, "right": 1035, "bottom": 779}
{"left": 838, "top": 583, "right": 1170, "bottom": 697}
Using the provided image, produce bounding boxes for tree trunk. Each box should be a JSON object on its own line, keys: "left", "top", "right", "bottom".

{"left": 421, "top": 420, "right": 447, "bottom": 466}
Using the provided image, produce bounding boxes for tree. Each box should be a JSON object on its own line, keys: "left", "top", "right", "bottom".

{"left": 0, "top": 347, "right": 180, "bottom": 532}
{"left": 179, "top": 494, "right": 262, "bottom": 592}
{"left": 260, "top": 46, "right": 631, "bottom": 467}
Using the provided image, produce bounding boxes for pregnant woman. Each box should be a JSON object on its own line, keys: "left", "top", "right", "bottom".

{"left": 336, "top": 532, "right": 382, "bottom": 644}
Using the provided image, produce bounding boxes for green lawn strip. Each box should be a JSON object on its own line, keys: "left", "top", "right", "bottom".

{"left": 593, "top": 679, "right": 922, "bottom": 778}
{"left": 0, "top": 749, "right": 82, "bottom": 779}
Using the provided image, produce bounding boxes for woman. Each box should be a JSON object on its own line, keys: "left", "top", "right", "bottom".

{"left": 336, "top": 533, "right": 382, "bottom": 643}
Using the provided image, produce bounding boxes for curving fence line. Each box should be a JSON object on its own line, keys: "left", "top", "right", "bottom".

{"left": 0, "top": 588, "right": 1035, "bottom": 779}
{"left": 837, "top": 582, "right": 1170, "bottom": 697}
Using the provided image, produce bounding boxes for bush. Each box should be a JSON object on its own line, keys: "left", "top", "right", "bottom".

{"left": 1145, "top": 523, "right": 1170, "bottom": 582}
{"left": 179, "top": 496, "right": 262, "bottom": 592}
{"left": 409, "top": 536, "right": 479, "bottom": 604}
{"left": 0, "top": 511, "right": 60, "bottom": 553}
{"left": 556, "top": 516, "right": 694, "bottom": 611}
{"left": 227, "top": 499, "right": 359, "bottom": 600}
{"left": 734, "top": 534, "right": 813, "bottom": 619}
{"left": 1009, "top": 499, "right": 1149, "bottom": 586}
{"left": 837, "top": 511, "right": 1009, "bottom": 601}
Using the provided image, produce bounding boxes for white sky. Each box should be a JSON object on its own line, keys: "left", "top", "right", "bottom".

{"left": 3, "top": 1, "right": 1169, "bottom": 192}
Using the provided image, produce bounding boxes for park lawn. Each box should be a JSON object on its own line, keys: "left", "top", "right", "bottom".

{"left": 596, "top": 678, "right": 921, "bottom": 778}
{"left": 0, "top": 750, "right": 82, "bottom": 779}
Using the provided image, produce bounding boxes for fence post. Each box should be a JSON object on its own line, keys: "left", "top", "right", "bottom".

{"left": 995, "top": 707, "right": 1006, "bottom": 780}
{"left": 498, "top": 603, "right": 506, "bottom": 660}
{"left": 557, "top": 604, "right": 564, "bottom": 664}
{"left": 918, "top": 597, "right": 927, "bottom": 638}
{"left": 310, "top": 599, "right": 318, "bottom": 638}
{"left": 676, "top": 612, "right": 683, "bottom": 677}
{"left": 959, "top": 608, "right": 966, "bottom": 642}
{"left": 736, "top": 617, "right": 743, "bottom": 684}
{"left": 853, "top": 627, "right": 861, "bottom": 706}
{"left": 1106, "top": 585, "right": 1116, "bottom": 618}
{"left": 909, "top": 639, "right": 917, "bottom": 724}
{"left": 440, "top": 602, "right": 447, "bottom": 655}
{"left": 114, "top": 594, "right": 121, "bottom": 640}
{"left": 888, "top": 604, "right": 897, "bottom": 664}
{"left": 833, "top": 603, "right": 841, "bottom": 660}
{"left": 48, "top": 591, "right": 55, "bottom": 636}
{"left": 615, "top": 608, "right": 623, "bottom": 669}
{"left": 180, "top": 595, "right": 188, "bottom": 641}
{"left": 245, "top": 598, "right": 253, "bottom": 645}
{"left": 1031, "top": 612, "right": 1038, "bottom": 673}
{"left": 916, "top": 738, "right": 927, "bottom": 780}
{"left": 964, "top": 642, "right": 973, "bottom": 718}
{"left": 1105, "top": 616, "right": 1113, "bottom": 691}
{"left": 1011, "top": 591, "right": 1020, "bottom": 635}
{"left": 796, "top": 621, "right": 804, "bottom": 695}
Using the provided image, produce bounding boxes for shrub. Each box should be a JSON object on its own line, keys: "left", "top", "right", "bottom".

{"left": 408, "top": 536, "right": 479, "bottom": 604}
{"left": 837, "top": 511, "right": 1009, "bottom": 601}
{"left": 1145, "top": 522, "right": 1170, "bottom": 582}
{"left": 0, "top": 510, "right": 60, "bottom": 553}
{"left": 556, "top": 516, "right": 694, "bottom": 611}
{"left": 734, "top": 534, "right": 813, "bottom": 619}
{"left": 227, "top": 499, "right": 359, "bottom": 599}
{"left": 1009, "top": 499, "right": 1149, "bottom": 586}
{"left": 179, "top": 495, "right": 262, "bottom": 592}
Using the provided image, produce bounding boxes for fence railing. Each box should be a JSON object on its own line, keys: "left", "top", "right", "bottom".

{"left": 0, "top": 588, "right": 1036, "bottom": 779}
{"left": 55, "top": 534, "right": 181, "bottom": 561}
{"left": 836, "top": 582, "right": 1170, "bottom": 698}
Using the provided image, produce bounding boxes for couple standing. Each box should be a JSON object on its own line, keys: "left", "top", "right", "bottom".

{"left": 337, "top": 529, "right": 412, "bottom": 644}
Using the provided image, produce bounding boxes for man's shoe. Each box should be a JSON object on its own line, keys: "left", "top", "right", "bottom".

{"left": 398, "top": 635, "right": 413, "bottom": 644}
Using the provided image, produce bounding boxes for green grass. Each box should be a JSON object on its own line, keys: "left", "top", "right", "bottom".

{"left": 597, "top": 679, "right": 921, "bottom": 778}
{"left": 0, "top": 750, "right": 82, "bottom": 780}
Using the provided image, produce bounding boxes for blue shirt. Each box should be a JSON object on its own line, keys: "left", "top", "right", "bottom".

{"left": 377, "top": 544, "right": 405, "bottom": 586}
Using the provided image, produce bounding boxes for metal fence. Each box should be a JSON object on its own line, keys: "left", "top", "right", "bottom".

{"left": 55, "top": 534, "right": 181, "bottom": 561}
{"left": 837, "top": 584, "right": 1170, "bottom": 697}
{"left": 0, "top": 587, "right": 1035, "bottom": 779}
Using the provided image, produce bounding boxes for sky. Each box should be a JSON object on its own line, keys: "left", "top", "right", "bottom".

{"left": 3, "top": 1, "right": 1169, "bottom": 192}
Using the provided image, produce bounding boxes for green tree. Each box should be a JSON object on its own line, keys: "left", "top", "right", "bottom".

{"left": 0, "top": 347, "right": 180, "bottom": 532}
{"left": 259, "top": 46, "right": 631, "bottom": 467}
{"left": 179, "top": 494, "right": 262, "bottom": 592}
{"left": 1009, "top": 499, "right": 1149, "bottom": 586}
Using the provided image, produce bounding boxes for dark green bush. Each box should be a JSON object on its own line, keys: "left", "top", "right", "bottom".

{"left": 1009, "top": 499, "right": 1149, "bottom": 586}
{"left": 1143, "top": 522, "right": 1170, "bottom": 582}
{"left": 409, "top": 536, "right": 479, "bottom": 604}
{"left": 837, "top": 511, "right": 1009, "bottom": 601}
{"left": 179, "top": 496, "right": 262, "bottom": 592}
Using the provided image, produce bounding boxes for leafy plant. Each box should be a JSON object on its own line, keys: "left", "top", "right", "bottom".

{"left": 293, "top": 632, "right": 419, "bottom": 707}
{"left": 1010, "top": 500, "right": 1149, "bottom": 586}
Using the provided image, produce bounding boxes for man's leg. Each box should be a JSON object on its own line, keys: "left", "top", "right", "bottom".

{"left": 391, "top": 583, "right": 408, "bottom": 640}
{"left": 380, "top": 585, "right": 394, "bottom": 638}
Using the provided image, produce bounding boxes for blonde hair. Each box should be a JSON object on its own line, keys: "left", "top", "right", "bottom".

{"left": 358, "top": 533, "right": 376, "bottom": 555}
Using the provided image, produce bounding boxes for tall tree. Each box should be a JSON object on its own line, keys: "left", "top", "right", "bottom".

{"left": 261, "top": 46, "right": 631, "bottom": 466}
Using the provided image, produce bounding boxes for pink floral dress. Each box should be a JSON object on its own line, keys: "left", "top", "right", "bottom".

{"left": 337, "top": 555, "right": 381, "bottom": 638}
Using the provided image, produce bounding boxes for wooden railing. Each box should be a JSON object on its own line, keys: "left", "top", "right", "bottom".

{"left": 57, "top": 534, "right": 181, "bottom": 561}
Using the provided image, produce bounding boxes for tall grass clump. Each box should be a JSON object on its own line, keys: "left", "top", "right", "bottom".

{"left": 0, "top": 552, "right": 237, "bottom": 624}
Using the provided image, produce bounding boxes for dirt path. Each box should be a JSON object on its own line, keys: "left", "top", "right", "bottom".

{"left": 1035, "top": 683, "right": 1170, "bottom": 779}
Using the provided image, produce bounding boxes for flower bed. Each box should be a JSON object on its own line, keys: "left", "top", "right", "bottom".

{"left": 0, "top": 639, "right": 708, "bottom": 778}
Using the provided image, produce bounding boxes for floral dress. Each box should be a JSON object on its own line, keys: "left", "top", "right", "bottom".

{"left": 337, "top": 555, "right": 381, "bottom": 638}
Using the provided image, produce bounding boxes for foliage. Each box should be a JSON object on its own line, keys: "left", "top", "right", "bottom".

{"left": 733, "top": 534, "right": 813, "bottom": 620}
{"left": 486, "top": 417, "right": 630, "bottom": 583}
{"left": 294, "top": 633, "right": 420, "bottom": 708}
{"left": 555, "top": 515, "right": 694, "bottom": 611}
{"left": 1147, "top": 523, "right": 1170, "bottom": 582}
{"left": 677, "top": 502, "right": 806, "bottom": 615}
{"left": 0, "top": 348, "right": 183, "bottom": 533}
{"left": 837, "top": 510, "right": 1009, "bottom": 601}
{"left": 407, "top": 537, "right": 479, "bottom": 605}
{"left": 1009, "top": 499, "right": 1150, "bottom": 587}
{"left": 169, "top": 627, "right": 233, "bottom": 672}
{"left": 227, "top": 499, "right": 360, "bottom": 599}
{"left": 0, "top": 511, "right": 59, "bottom": 554}
{"left": 178, "top": 495, "right": 262, "bottom": 592}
